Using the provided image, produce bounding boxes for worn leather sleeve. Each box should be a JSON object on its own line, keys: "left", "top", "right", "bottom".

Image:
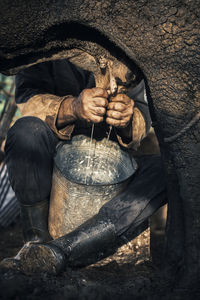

{"left": 116, "top": 107, "right": 147, "bottom": 150}
{"left": 17, "top": 94, "right": 75, "bottom": 140}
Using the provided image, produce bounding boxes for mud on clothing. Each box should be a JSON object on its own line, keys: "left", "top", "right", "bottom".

{"left": 5, "top": 59, "right": 167, "bottom": 238}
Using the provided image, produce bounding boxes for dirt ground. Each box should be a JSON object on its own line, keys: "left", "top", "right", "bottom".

{"left": 1, "top": 218, "right": 198, "bottom": 300}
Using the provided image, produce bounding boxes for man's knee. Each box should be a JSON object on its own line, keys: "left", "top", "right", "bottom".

{"left": 5, "top": 116, "right": 52, "bottom": 155}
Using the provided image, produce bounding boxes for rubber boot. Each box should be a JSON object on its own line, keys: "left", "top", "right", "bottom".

{"left": 0, "top": 199, "right": 52, "bottom": 271}
{"left": 21, "top": 200, "right": 52, "bottom": 243}
{"left": 12, "top": 213, "right": 117, "bottom": 274}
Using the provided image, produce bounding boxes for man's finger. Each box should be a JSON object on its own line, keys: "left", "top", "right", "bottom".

{"left": 91, "top": 87, "right": 109, "bottom": 98}
{"left": 91, "top": 106, "right": 106, "bottom": 116}
{"left": 107, "top": 102, "right": 126, "bottom": 112}
{"left": 107, "top": 109, "right": 132, "bottom": 119}
{"left": 110, "top": 93, "right": 133, "bottom": 104}
{"left": 93, "top": 97, "right": 108, "bottom": 107}
{"left": 90, "top": 114, "right": 104, "bottom": 123}
{"left": 106, "top": 117, "right": 128, "bottom": 127}
{"left": 106, "top": 110, "right": 123, "bottom": 120}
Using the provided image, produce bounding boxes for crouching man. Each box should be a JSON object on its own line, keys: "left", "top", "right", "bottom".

{"left": 1, "top": 58, "right": 167, "bottom": 274}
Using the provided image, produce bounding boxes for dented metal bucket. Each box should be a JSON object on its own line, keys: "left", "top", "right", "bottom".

{"left": 49, "top": 134, "right": 138, "bottom": 239}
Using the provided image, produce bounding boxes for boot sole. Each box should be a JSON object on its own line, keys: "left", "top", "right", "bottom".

{"left": 20, "top": 243, "right": 66, "bottom": 275}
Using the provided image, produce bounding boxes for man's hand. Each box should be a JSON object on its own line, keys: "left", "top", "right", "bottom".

{"left": 106, "top": 94, "right": 134, "bottom": 128}
{"left": 73, "top": 88, "right": 108, "bottom": 123}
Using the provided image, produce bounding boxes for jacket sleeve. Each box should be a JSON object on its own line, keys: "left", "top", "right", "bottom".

{"left": 116, "top": 79, "right": 151, "bottom": 149}
{"left": 15, "top": 62, "right": 75, "bottom": 140}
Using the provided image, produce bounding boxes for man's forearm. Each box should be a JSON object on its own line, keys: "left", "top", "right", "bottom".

{"left": 115, "top": 107, "right": 147, "bottom": 149}
{"left": 56, "top": 97, "right": 77, "bottom": 129}
{"left": 17, "top": 93, "right": 78, "bottom": 140}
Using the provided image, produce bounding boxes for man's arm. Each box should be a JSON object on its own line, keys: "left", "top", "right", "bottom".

{"left": 16, "top": 60, "right": 150, "bottom": 146}
{"left": 15, "top": 62, "right": 76, "bottom": 140}
{"left": 56, "top": 88, "right": 108, "bottom": 129}
{"left": 106, "top": 80, "right": 151, "bottom": 149}
{"left": 15, "top": 61, "right": 108, "bottom": 140}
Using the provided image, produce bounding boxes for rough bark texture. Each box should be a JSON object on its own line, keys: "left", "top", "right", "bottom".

{"left": 0, "top": 0, "right": 199, "bottom": 288}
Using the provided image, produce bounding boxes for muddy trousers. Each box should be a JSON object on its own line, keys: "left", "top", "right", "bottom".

{"left": 5, "top": 116, "right": 167, "bottom": 240}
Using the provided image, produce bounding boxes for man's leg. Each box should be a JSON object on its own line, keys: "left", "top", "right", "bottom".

{"left": 100, "top": 155, "right": 167, "bottom": 238}
{"left": 13, "top": 154, "right": 167, "bottom": 274}
{"left": 5, "top": 116, "right": 59, "bottom": 242}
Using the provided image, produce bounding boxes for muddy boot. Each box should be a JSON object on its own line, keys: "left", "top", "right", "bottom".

{"left": 13, "top": 214, "right": 117, "bottom": 274}
{"left": 20, "top": 200, "right": 52, "bottom": 243}
{"left": 0, "top": 199, "right": 52, "bottom": 272}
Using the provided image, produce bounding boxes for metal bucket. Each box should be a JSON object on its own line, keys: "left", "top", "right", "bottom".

{"left": 49, "top": 134, "right": 138, "bottom": 239}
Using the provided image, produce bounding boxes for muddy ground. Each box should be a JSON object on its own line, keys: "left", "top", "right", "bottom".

{"left": 1, "top": 219, "right": 199, "bottom": 300}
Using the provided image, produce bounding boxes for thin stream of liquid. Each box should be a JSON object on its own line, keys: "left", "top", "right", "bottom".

{"left": 85, "top": 87, "right": 114, "bottom": 185}
{"left": 106, "top": 125, "right": 112, "bottom": 144}
{"left": 85, "top": 124, "right": 112, "bottom": 185}
{"left": 85, "top": 123, "right": 95, "bottom": 185}
{"left": 96, "top": 125, "right": 112, "bottom": 174}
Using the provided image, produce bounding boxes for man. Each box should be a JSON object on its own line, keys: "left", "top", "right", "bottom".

{"left": 2, "top": 58, "right": 167, "bottom": 274}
